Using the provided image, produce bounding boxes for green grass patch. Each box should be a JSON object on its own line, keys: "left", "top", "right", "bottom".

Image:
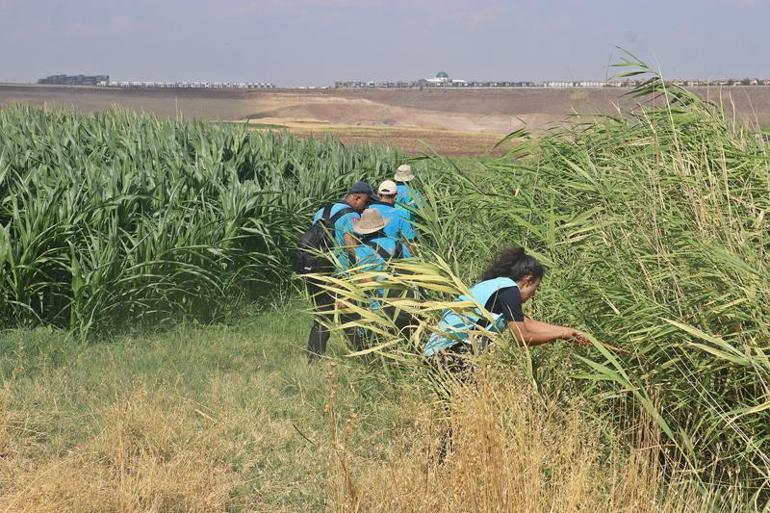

{"left": 0, "top": 304, "right": 420, "bottom": 511}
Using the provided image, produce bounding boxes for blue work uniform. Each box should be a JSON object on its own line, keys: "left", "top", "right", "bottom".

{"left": 423, "top": 277, "right": 520, "bottom": 356}
{"left": 352, "top": 235, "right": 412, "bottom": 308}
{"left": 312, "top": 202, "right": 360, "bottom": 269}
{"left": 395, "top": 182, "right": 424, "bottom": 213}
{"left": 367, "top": 201, "right": 417, "bottom": 243}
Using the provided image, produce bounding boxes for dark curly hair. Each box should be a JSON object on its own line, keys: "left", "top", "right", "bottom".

{"left": 481, "top": 246, "right": 545, "bottom": 282}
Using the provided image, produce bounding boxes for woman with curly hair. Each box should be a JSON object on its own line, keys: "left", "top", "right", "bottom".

{"left": 424, "top": 246, "right": 589, "bottom": 359}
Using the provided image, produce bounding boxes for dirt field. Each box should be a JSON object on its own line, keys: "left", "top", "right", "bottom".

{"left": 3, "top": 84, "right": 770, "bottom": 155}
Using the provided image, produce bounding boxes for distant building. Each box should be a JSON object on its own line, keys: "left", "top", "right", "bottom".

{"left": 38, "top": 74, "right": 109, "bottom": 86}
{"left": 425, "top": 71, "right": 467, "bottom": 87}
{"left": 103, "top": 80, "right": 275, "bottom": 89}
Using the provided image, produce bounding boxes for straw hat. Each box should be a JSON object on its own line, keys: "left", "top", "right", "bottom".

{"left": 353, "top": 208, "right": 390, "bottom": 235}
{"left": 378, "top": 179, "right": 398, "bottom": 196}
{"left": 394, "top": 164, "right": 415, "bottom": 182}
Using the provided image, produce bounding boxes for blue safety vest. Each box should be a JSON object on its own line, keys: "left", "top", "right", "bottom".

{"left": 423, "top": 277, "right": 518, "bottom": 356}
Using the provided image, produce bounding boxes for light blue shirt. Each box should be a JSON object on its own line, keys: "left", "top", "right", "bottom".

{"left": 367, "top": 201, "right": 416, "bottom": 242}
{"left": 395, "top": 182, "right": 424, "bottom": 212}
{"left": 353, "top": 236, "right": 412, "bottom": 272}
{"left": 352, "top": 235, "right": 412, "bottom": 309}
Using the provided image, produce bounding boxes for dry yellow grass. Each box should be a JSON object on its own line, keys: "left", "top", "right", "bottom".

{"left": 0, "top": 386, "right": 238, "bottom": 513}
{"left": 0, "top": 312, "right": 748, "bottom": 512}
{"left": 329, "top": 366, "right": 736, "bottom": 513}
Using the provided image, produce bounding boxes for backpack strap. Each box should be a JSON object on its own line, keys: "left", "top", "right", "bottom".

{"left": 326, "top": 206, "right": 355, "bottom": 226}
{"left": 315, "top": 204, "right": 334, "bottom": 224}
{"left": 365, "top": 240, "right": 396, "bottom": 262}
{"left": 394, "top": 242, "right": 403, "bottom": 260}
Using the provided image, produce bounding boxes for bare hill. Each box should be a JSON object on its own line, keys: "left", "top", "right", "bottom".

{"left": 2, "top": 84, "right": 769, "bottom": 154}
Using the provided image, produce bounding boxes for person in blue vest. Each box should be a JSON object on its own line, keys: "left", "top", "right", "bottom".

{"left": 393, "top": 164, "right": 424, "bottom": 213}
{"left": 424, "top": 246, "right": 589, "bottom": 361}
{"left": 351, "top": 208, "right": 415, "bottom": 334}
{"left": 351, "top": 208, "right": 412, "bottom": 272}
{"left": 306, "top": 181, "right": 377, "bottom": 361}
{"left": 367, "top": 180, "right": 417, "bottom": 252}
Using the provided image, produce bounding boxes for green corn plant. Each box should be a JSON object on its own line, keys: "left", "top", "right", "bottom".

{"left": 0, "top": 105, "right": 402, "bottom": 333}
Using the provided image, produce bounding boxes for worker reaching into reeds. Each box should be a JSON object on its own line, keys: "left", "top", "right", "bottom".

{"left": 424, "top": 246, "right": 590, "bottom": 365}
{"left": 425, "top": 246, "right": 590, "bottom": 462}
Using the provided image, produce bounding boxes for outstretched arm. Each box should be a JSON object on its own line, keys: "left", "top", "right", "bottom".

{"left": 506, "top": 317, "right": 589, "bottom": 347}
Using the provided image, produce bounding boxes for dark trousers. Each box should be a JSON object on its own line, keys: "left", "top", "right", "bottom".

{"left": 305, "top": 277, "right": 365, "bottom": 362}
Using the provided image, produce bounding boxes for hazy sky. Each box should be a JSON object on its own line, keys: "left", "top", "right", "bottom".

{"left": 1, "top": 0, "right": 769, "bottom": 86}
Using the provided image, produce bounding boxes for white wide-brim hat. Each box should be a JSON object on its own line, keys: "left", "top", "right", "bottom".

{"left": 394, "top": 164, "right": 415, "bottom": 182}
{"left": 353, "top": 208, "right": 391, "bottom": 235}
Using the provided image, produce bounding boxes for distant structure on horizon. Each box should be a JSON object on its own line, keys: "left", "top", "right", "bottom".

{"left": 425, "top": 71, "right": 466, "bottom": 86}
{"left": 36, "top": 74, "right": 275, "bottom": 89}
{"left": 334, "top": 71, "right": 770, "bottom": 90}
{"left": 38, "top": 74, "right": 109, "bottom": 86}
{"left": 104, "top": 80, "right": 275, "bottom": 89}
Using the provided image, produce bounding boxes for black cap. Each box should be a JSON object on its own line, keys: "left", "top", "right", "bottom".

{"left": 348, "top": 181, "right": 377, "bottom": 200}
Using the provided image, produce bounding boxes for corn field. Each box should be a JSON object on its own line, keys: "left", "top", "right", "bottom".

{"left": 0, "top": 106, "right": 398, "bottom": 333}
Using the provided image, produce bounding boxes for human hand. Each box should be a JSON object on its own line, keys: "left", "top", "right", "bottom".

{"left": 563, "top": 329, "right": 591, "bottom": 346}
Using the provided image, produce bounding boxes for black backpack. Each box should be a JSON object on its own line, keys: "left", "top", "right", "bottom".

{"left": 293, "top": 205, "right": 355, "bottom": 274}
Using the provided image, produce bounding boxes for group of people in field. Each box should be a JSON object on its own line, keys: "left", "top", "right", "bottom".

{"left": 299, "top": 163, "right": 590, "bottom": 365}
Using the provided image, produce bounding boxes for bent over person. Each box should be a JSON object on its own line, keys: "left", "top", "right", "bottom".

{"left": 424, "top": 246, "right": 588, "bottom": 360}
{"left": 305, "top": 181, "right": 376, "bottom": 361}
{"left": 350, "top": 208, "right": 415, "bottom": 334}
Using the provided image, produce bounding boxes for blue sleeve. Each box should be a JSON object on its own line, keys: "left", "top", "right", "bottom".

{"left": 336, "top": 212, "right": 359, "bottom": 237}
{"left": 354, "top": 245, "right": 383, "bottom": 271}
{"left": 401, "top": 242, "right": 412, "bottom": 258}
{"left": 399, "top": 213, "right": 416, "bottom": 241}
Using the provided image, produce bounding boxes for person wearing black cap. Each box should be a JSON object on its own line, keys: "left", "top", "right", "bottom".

{"left": 306, "top": 181, "right": 377, "bottom": 361}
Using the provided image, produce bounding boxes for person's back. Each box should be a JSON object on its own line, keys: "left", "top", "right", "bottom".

{"left": 369, "top": 180, "right": 417, "bottom": 246}
{"left": 351, "top": 208, "right": 414, "bottom": 333}
{"left": 354, "top": 234, "right": 412, "bottom": 272}
{"left": 311, "top": 201, "right": 359, "bottom": 269}
{"left": 393, "top": 164, "right": 423, "bottom": 212}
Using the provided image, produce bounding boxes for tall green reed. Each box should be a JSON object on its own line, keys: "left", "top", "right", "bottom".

{"left": 314, "top": 57, "right": 770, "bottom": 499}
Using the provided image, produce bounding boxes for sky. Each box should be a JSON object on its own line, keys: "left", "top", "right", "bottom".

{"left": 1, "top": 0, "right": 769, "bottom": 86}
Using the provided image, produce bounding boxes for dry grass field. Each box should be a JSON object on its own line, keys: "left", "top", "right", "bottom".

{"left": 3, "top": 84, "right": 770, "bottom": 155}
{"left": 0, "top": 306, "right": 737, "bottom": 513}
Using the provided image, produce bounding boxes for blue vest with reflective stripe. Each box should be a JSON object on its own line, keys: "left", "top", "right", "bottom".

{"left": 423, "top": 277, "right": 518, "bottom": 356}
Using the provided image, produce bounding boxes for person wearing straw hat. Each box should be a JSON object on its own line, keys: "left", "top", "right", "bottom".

{"left": 368, "top": 180, "right": 417, "bottom": 251}
{"left": 351, "top": 208, "right": 412, "bottom": 271}
{"left": 393, "top": 164, "right": 424, "bottom": 213}
{"left": 350, "top": 208, "right": 415, "bottom": 338}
